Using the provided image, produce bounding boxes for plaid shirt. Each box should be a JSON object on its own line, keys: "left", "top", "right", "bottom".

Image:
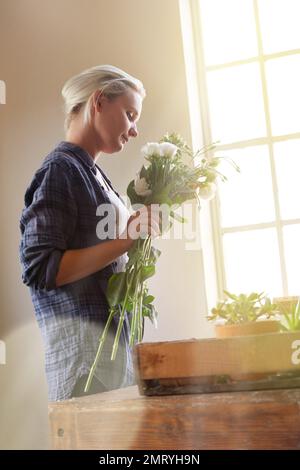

{"left": 19, "top": 141, "right": 134, "bottom": 401}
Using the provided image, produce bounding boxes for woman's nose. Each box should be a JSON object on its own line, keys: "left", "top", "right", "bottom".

{"left": 129, "top": 124, "right": 138, "bottom": 138}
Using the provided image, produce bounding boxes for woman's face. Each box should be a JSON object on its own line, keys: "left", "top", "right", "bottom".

{"left": 94, "top": 87, "right": 143, "bottom": 154}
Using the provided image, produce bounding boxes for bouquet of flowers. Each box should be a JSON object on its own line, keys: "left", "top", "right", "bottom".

{"left": 84, "top": 133, "right": 239, "bottom": 392}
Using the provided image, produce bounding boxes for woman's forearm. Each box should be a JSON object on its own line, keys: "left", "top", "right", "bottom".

{"left": 55, "top": 237, "right": 133, "bottom": 287}
{"left": 56, "top": 205, "right": 161, "bottom": 288}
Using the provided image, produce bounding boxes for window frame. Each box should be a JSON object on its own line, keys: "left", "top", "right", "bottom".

{"left": 179, "top": 0, "right": 300, "bottom": 307}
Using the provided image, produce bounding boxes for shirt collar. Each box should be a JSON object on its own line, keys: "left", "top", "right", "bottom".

{"left": 57, "top": 141, "right": 97, "bottom": 172}
{"left": 52, "top": 140, "right": 120, "bottom": 199}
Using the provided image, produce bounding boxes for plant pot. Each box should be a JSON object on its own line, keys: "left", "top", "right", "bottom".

{"left": 215, "top": 320, "right": 281, "bottom": 382}
{"left": 214, "top": 320, "right": 280, "bottom": 339}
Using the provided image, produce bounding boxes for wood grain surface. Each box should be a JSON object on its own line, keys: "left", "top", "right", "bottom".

{"left": 49, "top": 386, "right": 300, "bottom": 450}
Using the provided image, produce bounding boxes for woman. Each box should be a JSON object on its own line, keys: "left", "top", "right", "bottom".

{"left": 19, "top": 65, "right": 160, "bottom": 401}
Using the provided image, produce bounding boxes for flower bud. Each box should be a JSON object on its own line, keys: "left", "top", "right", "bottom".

{"left": 134, "top": 175, "right": 152, "bottom": 197}
{"left": 198, "top": 182, "right": 217, "bottom": 200}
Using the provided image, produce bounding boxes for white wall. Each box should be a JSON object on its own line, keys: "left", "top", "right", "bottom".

{"left": 0, "top": 0, "right": 211, "bottom": 449}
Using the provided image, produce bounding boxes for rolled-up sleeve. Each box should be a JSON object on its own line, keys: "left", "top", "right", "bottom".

{"left": 19, "top": 162, "right": 78, "bottom": 291}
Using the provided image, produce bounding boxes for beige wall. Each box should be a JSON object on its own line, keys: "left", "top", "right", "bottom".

{"left": 0, "top": 0, "right": 211, "bottom": 449}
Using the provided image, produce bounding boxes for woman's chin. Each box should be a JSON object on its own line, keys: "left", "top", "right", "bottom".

{"left": 114, "top": 140, "right": 124, "bottom": 153}
{"left": 101, "top": 142, "right": 123, "bottom": 154}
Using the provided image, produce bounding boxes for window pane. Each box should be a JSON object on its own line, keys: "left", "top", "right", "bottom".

{"left": 223, "top": 228, "right": 282, "bottom": 297}
{"left": 217, "top": 146, "right": 275, "bottom": 227}
{"left": 258, "top": 0, "right": 300, "bottom": 54}
{"left": 200, "top": 0, "right": 258, "bottom": 65}
{"left": 265, "top": 55, "right": 300, "bottom": 136}
{"left": 283, "top": 224, "right": 300, "bottom": 296}
{"left": 273, "top": 139, "right": 300, "bottom": 219}
{"left": 207, "top": 63, "right": 266, "bottom": 144}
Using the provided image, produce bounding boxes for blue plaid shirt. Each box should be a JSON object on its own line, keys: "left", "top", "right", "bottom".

{"left": 19, "top": 141, "right": 134, "bottom": 401}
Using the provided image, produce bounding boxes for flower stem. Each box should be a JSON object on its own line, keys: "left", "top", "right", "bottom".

{"left": 129, "top": 236, "right": 151, "bottom": 346}
{"left": 111, "top": 270, "right": 135, "bottom": 360}
{"left": 84, "top": 307, "right": 115, "bottom": 392}
{"left": 137, "top": 282, "right": 144, "bottom": 342}
{"left": 130, "top": 269, "right": 141, "bottom": 346}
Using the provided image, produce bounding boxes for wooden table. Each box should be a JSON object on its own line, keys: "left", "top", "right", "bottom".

{"left": 48, "top": 386, "right": 300, "bottom": 450}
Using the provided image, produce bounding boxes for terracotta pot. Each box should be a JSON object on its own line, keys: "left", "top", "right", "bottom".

{"left": 215, "top": 320, "right": 280, "bottom": 339}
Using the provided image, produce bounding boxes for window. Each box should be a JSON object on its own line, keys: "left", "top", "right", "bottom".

{"left": 179, "top": 0, "right": 300, "bottom": 301}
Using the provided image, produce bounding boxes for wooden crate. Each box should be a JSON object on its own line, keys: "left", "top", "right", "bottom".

{"left": 134, "top": 331, "right": 300, "bottom": 396}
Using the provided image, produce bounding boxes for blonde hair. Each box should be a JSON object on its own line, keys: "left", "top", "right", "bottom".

{"left": 61, "top": 65, "right": 146, "bottom": 131}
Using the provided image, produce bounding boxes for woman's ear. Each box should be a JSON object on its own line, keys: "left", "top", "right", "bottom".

{"left": 92, "top": 90, "right": 104, "bottom": 112}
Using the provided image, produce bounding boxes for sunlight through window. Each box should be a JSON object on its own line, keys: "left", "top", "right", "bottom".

{"left": 189, "top": 0, "right": 300, "bottom": 297}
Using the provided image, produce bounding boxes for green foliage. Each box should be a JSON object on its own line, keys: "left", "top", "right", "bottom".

{"left": 279, "top": 298, "right": 300, "bottom": 331}
{"left": 106, "top": 272, "right": 128, "bottom": 307}
{"left": 207, "top": 290, "right": 280, "bottom": 325}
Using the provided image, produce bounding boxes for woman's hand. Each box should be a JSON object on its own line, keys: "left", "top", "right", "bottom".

{"left": 120, "top": 205, "right": 161, "bottom": 242}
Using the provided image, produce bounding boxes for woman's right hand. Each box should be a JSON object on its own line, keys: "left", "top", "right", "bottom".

{"left": 120, "top": 205, "right": 161, "bottom": 242}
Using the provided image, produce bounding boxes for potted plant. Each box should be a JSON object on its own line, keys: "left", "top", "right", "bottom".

{"left": 207, "top": 291, "right": 281, "bottom": 338}
{"left": 276, "top": 297, "right": 300, "bottom": 332}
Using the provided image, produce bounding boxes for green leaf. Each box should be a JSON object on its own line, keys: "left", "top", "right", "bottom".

{"left": 224, "top": 290, "right": 239, "bottom": 301}
{"left": 143, "top": 303, "right": 158, "bottom": 328}
{"left": 139, "top": 165, "right": 148, "bottom": 179}
{"left": 144, "top": 295, "right": 155, "bottom": 304}
{"left": 140, "top": 265, "right": 155, "bottom": 282}
{"left": 126, "top": 241, "right": 143, "bottom": 268}
{"left": 125, "top": 299, "right": 134, "bottom": 312}
{"left": 127, "top": 180, "right": 146, "bottom": 205}
{"left": 279, "top": 297, "right": 300, "bottom": 331}
{"left": 106, "top": 272, "right": 127, "bottom": 307}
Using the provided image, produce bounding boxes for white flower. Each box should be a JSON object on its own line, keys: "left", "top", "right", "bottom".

{"left": 159, "top": 142, "right": 178, "bottom": 158}
{"left": 141, "top": 142, "right": 161, "bottom": 157}
{"left": 134, "top": 174, "right": 152, "bottom": 197}
{"left": 198, "top": 182, "right": 217, "bottom": 201}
